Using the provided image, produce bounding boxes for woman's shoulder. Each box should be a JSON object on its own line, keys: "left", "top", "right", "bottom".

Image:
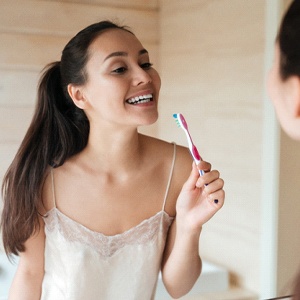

{"left": 140, "top": 134, "right": 192, "bottom": 187}
{"left": 140, "top": 135, "right": 193, "bottom": 215}
{"left": 140, "top": 134, "right": 192, "bottom": 164}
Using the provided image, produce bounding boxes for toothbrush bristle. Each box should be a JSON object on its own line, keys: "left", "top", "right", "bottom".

{"left": 173, "top": 113, "right": 182, "bottom": 128}
{"left": 174, "top": 117, "right": 182, "bottom": 128}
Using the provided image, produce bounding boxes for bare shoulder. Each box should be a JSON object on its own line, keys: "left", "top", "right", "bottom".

{"left": 140, "top": 134, "right": 189, "bottom": 158}
{"left": 140, "top": 134, "right": 193, "bottom": 214}
{"left": 140, "top": 133, "right": 192, "bottom": 179}
{"left": 171, "top": 143, "right": 193, "bottom": 190}
{"left": 166, "top": 142, "right": 193, "bottom": 215}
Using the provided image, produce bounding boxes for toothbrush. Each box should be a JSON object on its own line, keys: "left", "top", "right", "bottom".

{"left": 173, "top": 113, "right": 205, "bottom": 176}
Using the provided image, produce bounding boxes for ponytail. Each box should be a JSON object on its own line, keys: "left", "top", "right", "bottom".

{"left": 1, "top": 62, "right": 89, "bottom": 256}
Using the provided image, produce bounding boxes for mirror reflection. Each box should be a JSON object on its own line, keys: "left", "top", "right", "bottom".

{"left": 1, "top": 1, "right": 300, "bottom": 300}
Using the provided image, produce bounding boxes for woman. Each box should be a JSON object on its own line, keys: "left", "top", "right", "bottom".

{"left": 267, "top": 0, "right": 300, "bottom": 298}
{"left": 1, "top": 21, "right": 224, "bottom": 299}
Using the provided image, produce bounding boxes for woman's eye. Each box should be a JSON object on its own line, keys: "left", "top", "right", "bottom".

{"left": 112, "top": 67, "right": 127, "bottom": 74}
{"left": 141, "top": 62, "right": 153, "bottom": 70}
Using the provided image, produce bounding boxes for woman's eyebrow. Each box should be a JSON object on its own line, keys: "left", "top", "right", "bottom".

{"left": 139, "top": 49, "right": 148, "bottom": 56}
{"left": 103, "top": 49, "right": 148, "bottom": 62}
{"left": 104, "top": 51, "right": 127, "bottom": 61}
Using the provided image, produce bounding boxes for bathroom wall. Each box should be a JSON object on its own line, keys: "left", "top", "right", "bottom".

{"left": 158, "top": 0, "right": 264, "bottom": 293}
{"left": 158, "top": 0, "right": 300, "bottom": 297}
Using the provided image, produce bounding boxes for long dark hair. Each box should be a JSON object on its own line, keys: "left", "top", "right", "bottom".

{"left": 277, "top": 0, "right": 300, "bottom": 80}
{"left": 1, "top": 21, "right": 133, "bottom": 256}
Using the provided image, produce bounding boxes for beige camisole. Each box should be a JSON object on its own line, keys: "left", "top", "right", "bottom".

{"left": 41, "top": 143, "right": 176, "bottom": 300}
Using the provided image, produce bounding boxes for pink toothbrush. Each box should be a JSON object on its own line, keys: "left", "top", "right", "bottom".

{"left": 173, "top": 113, "right": 205, "bottom": 176}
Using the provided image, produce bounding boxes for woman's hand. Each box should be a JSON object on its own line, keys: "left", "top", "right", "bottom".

{"left": 175, "top": 160, "right": 225, "bottom": 234}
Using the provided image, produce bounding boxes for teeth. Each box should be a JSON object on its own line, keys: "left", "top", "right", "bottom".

{"left": 127, "top": 94, "right": 153, "bottom": 104}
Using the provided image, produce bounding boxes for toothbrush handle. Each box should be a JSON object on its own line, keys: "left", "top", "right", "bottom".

{"left": 190, "top": 144, "right": 205, "bottom": 176}
{"left": 198, "top": 169, "right": 205, "bottom": 176}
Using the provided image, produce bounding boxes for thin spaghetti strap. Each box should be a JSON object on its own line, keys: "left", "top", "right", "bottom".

{"left": 162, "top": 142, "right": 176, "bottom": 211}
{"left": 50, "top": 168, "right": 57, "bottom": 208}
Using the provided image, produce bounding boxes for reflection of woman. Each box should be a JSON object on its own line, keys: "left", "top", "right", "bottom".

{"left": 1, "top": 21, "right": 225, "bottom": 299}
{"left": 267, "top": 1, "right": 300, "bottom": 298}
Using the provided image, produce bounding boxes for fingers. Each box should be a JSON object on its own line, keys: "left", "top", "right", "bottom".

{"left": 181, "top": 161, "right": 209, "bottom": 190}
{"left": 195, "top": 169, "right": 221, "bottom": 188}
{"left": 206, "top": 186, "right": 225, "bottom": 208}
{"left": 177, "top": 160, "right": 225, "bottom": 230}
{"left": 182, "top": 161, "right": 225, "bottom": 204}
{"left": 182, "top": 162, "right": 201, "bottom": 191}
{"left": 195, "top": 165, "right": 225, "bottom": 207}
{"left": 197, "top": 160, "right": 211, "bottom": 173}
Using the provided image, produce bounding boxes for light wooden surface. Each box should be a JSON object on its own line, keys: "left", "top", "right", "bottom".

{"left": 159, "top": 0, "right": 264, "bottom": 292}
{"left": 0, "top": 1, "right": 158, "bottom": 43}
{"left": 42, "top": 0, "right": 159, "bottom": 9}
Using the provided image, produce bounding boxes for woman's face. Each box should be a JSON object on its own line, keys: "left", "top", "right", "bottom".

{"left": 267, "top": 43, "right": 300, "bottom": 139}
{"left": 77, "top": 28, "right": 161, "bottom": 129}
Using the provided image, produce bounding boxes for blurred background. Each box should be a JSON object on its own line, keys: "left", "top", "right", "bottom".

{"left": 1, "top": 0, "right": 300, "bottom": 299}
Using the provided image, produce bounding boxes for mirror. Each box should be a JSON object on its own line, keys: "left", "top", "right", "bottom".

{"left": 1, "top": 1, "right": 299, "bottom": 299}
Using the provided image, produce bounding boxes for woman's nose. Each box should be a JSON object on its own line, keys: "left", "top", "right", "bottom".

{"left": 132, "top": 67, "right": 152, "bottom": 86}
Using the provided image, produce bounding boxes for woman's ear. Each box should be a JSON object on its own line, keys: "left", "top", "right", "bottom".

{"left": 67, "top": 84, "right": 87, "bottom": 109}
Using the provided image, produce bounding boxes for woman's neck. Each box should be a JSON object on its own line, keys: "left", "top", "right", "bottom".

{"left": 80, "top": 125, "right": 145, "bottom": 173}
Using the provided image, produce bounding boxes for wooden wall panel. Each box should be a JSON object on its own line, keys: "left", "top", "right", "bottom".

{"left": 40, "top": 0, "right": 159, "bottom": 10}
{"left": 0, "top": 33, "right": 68, "bottom": 70}
{"left": 0, "top": 144, "right": 19, "bottom": 177}
{"left": 159, "top": 0, "right": 265, "bottom": 293}
{"left": 0, "top": 33, "right": 158, "bottom": 70}
{"left": 0, "top": 70, "right": 40, "bottom": 106}
{"left": 0, "top": 106, "right": 33, "bottom": 143}
{"left": 0, "top": 1, "right": 158, "bottom": 43}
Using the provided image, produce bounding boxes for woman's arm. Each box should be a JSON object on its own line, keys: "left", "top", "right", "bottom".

{"left": 9, "top": 216, "right": 45, "bottom": 300}
{"left": 162, "top": 160, "right": 225, "bottom": 299}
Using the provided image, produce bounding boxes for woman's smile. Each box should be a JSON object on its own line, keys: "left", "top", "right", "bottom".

{"left": 126, "top": 93, "right": 153, "bottom": 105}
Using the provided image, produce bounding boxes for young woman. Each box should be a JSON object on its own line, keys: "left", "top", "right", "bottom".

{"left": 1, "top": 21, "right": 225, "bottom": 299}
{"left": 267, "top": 1, "right": 300, "bottom": 298}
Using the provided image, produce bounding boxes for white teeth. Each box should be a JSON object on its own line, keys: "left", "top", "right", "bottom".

{"left": 127, "top": 94, "right": 153, "bottom": 104}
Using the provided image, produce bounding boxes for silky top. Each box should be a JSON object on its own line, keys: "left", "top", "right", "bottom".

{"left": 41, "top": 143, "right": 176, "bottom": 300}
